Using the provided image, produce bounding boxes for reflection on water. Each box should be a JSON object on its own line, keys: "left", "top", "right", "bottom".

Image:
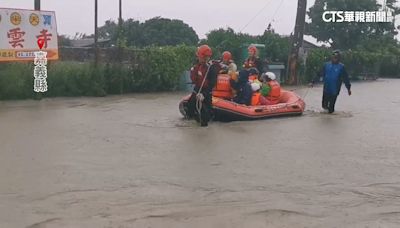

{"left": 0, "top": 79, "right": 400, "bottom": 228}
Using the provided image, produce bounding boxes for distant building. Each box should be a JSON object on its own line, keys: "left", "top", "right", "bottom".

{"left": 299, "top": 40, "right": 322, "bottom": 59}
{"left": 70, "top": 38, "right": 111, "bottom": 48}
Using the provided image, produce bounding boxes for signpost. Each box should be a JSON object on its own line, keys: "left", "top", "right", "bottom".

{"left": 0, "top": 8, "right": 58, "bottom": 62}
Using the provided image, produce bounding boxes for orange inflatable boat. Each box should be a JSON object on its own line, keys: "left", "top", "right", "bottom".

{"left": 179, "top": 74, "right": 305, "bottom": 120}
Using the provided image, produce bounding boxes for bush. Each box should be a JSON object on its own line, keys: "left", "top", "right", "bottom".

{"left": 0, "top": 63, "right": 34, "bottom": 99}
{"left": 304, "top": 49, "right": 331, "bottom": 83}
{"left": 304, "top": 49, "right": 400, "bottom": 82}
{"left": 0, "top": 45, "right": 195, "bottom": 100}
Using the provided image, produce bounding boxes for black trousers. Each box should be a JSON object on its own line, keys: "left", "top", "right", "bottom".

{"left": 322, "top": 93, "right": 338, "bottom": 113}
{"left": 187, "top": 90, "right": 212, "bottom": 126}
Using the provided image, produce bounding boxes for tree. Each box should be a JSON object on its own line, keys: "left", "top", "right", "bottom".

{"left": 58, "top": 35, "right": 72, "bottom": 47}
{"left": 306, "top": 0, "right": 399, "bottom": 49}
{"left": 258, "top": 30, "right": 290, "bottom": 62}
{"left": 98, "top": 20, "right": 119, "bottom": 41}
{"left": 122, "top": 19, "right": 142, "bottom": 47}
{"left": 205, "top": 27, "right": 257, "bottom": 60}
{"left": 96, "top": 17, "right": 199, "bottom": 47}
{"left": 141, "top": 17, "right": 199, "bottom": 47}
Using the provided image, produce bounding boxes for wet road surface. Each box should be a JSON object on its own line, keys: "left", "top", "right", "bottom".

{"left": 1, "top": 79, "right": 400, "bottom": 228}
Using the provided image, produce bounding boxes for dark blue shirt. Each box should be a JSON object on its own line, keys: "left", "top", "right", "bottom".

{"left": 315, "top": 62, "right": 351, "bottom": 96}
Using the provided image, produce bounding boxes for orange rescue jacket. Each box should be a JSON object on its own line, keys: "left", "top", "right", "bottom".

{"left": 251, "top": 92, "right": 262, "bottom": 106}
{"left": 266, "top": 80, "right": 281, "bottom": 103}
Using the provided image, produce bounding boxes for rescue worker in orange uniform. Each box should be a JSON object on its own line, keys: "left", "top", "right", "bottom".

{"left": 187, "top": 45, "right": 219, "bottom": 127}
{"left": 250, "top": 83, "right": 268, "bottom": 106}
{"left": 220, "top": 51, "right": 238, "bottom": 79}
{"left": 260, "top": 72, "right": 281, "bottom": 105}
{"left": 243, "top": 45, "right": 264, "bottom": 79}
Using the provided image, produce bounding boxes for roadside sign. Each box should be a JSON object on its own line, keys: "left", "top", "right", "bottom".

{"left": 0, "top": 8, "right": 58, "bottom": 62}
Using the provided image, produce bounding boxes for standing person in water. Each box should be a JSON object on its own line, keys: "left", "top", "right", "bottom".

{"left": 310, "top": 50, "right": 352, "bottom": 113}
{"left": 187, "top": 45, "right": 219, "bottom": 127}
{"left": 243, "top": 45, "right": 264, "bottom": 77}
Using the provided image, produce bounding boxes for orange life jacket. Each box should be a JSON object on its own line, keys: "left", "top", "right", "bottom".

{"left": 212, "top": 74, "right": 233, "bottom": 99}
{"left": 190, "top": 63, "right": 209, "bottom": 89}
{"left": 243, "top": 57, "right": 257, "bottom": 69}
{"left": 251, "top": 92, "right": 261, "bottom": 106}
{"left": 266, "top": 80, "right": 281, "bottom": 103}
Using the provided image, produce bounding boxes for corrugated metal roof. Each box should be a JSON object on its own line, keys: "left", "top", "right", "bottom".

{"left": 70, "top": 38, "right": 111, "bottom": 47}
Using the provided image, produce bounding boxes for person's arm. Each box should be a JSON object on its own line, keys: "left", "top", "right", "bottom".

{"left": 190, "top": 65, "right": 197, "bottom": 84}
{"left": 341, "top": 65, "right": 352, "bottom": 95}
{"left": 243, "top": 84, "right": 253, "bottom": 105}
{"left": 207, "top": 63, "right": 219, "bottom": 89}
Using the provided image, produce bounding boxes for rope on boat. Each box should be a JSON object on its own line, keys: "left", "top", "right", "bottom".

{"left": 302, "top": 86, "right": 311, "bottom": 101}
{"left": 195, "top": 64, "right": 212, "bottom": 124}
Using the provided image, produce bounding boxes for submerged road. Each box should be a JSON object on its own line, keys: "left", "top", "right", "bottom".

{"left": 1, "top": 79, "right": 400, "bottom": 228}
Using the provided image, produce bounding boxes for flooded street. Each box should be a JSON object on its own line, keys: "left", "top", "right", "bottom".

{"left": 1, "top": 79, "right": 400, "bottom": 228}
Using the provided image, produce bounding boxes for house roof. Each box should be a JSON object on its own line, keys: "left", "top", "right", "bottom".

{"left": 70, "top": 38, "right": 111, "bottom": 47}
{"left": 303, "top": 40, "right": 319, "bottom": 49}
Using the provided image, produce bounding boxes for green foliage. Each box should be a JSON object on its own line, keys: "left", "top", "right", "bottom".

{"left": 46, "top": 62, "right": 105, "bottom": 97}
{"left": 141, "top": 17, "right": 199, "bottom": 46}
{"left": 0, "top": 63, "right": 34, "bottom": 99}
{"left": 304, "top": 48, "right": 400, "bottom": 83}
{"left": 97, "top": 17, "right": 199, "bottom": 48}
{"left": 304, "top": 48, "right": 332, "bottom": 83}
{"left": 203, "top": 27, "right": 290, "bottom": 64}
{"left": 58, "top": 35, "right": 72, "bottom": 47}
{"left": 131, "top": 45, "right": 193, "bottom": 91}
{"left": 202, "top": 28, "right": 258, "bottom": 61}
{"left": 0, "top": 46, "right": 195, "bottom": 100}
{"left": 259, "top": 31, "right": 291, "bottom": 62}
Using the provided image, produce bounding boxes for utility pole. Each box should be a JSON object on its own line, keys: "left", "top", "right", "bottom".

{"left": 118, "top": 0, "right": 123, "bottom": 93}
{"left": 287, "top": 0, "right": 307, "bottom": 85}
{"left": 118, "top": 0, "right": 123, "bottom": 46}
{"left": 34, "top": 0, "right": 40, "bottom": 10}
{"left": 94, "top": 0, "right": 99, "bottom": 65}
{"left": 119, "top": 0, "right": 122, "bottom": 25}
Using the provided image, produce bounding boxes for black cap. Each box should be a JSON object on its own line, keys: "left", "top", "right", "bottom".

{"left": 332, "top": 50, "right": 341, "bottom": 57}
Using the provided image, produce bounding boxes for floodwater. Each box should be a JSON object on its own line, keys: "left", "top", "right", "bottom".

{"left": 1, "top": 79, "right": 400, "bottom": 228}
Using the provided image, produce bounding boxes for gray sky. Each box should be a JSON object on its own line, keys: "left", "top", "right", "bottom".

{"left": 1, "top": 0, "right": 316, "bottom": 38}
{"left": 1, "top": 0, "right": 398, "bottom": 41}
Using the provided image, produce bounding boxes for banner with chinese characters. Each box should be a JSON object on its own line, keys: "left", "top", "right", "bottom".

{"left": 0, "top": 8, "right": 58, "bottom": 62}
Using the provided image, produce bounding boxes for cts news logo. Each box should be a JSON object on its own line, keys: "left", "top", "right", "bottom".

{"left": 322, "top": 11, "right": 393, "bottom": 23}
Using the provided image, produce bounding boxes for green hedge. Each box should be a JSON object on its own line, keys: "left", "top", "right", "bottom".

{"left": 304, "top": 49, "right": 400, "bottom": 83}
{"left": 0, "top": 45, "right": 195, "bottom": 100}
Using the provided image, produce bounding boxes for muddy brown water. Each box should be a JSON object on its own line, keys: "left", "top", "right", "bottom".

{"left": 1, "top": 79, "right": 400, "bottom": 228}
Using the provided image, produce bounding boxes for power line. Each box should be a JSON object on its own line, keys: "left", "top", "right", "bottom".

{"left": 239, "top": 0, "right": 272, "bottom": 33}
{"left": 269, "top": 0, "right": 285, "bottom": 24}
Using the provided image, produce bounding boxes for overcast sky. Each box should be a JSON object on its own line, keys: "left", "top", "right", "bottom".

{"left": 1, "top": 0, "right": 398, "bottom": 41}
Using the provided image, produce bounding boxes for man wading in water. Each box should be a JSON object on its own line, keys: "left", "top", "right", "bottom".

{"left": 187, "top": 45, "right": 219, "bottom": 127}
{"left": 310, "top": 50, "right": 352, "bottom": 113}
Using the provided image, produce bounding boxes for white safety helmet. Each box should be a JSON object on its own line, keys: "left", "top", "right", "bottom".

{"left": 251, "top": 83, "right": 261, "bottom": 92}
{"left": 265, "top": 72, "right": 276, "bottom": 81}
